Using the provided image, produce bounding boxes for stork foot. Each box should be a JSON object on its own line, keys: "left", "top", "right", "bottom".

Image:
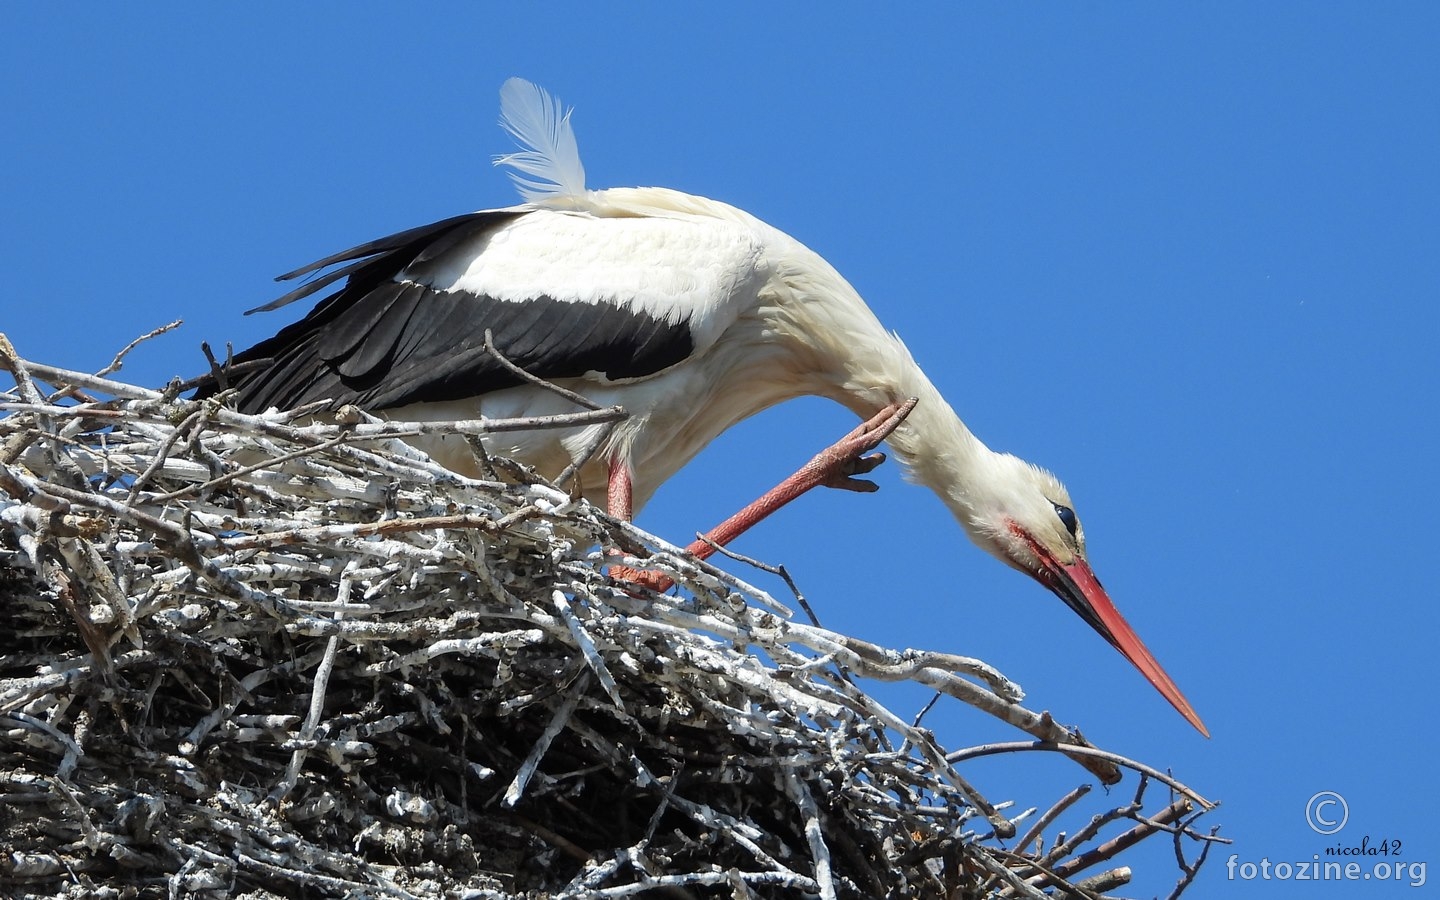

{"left": 805, "top": 397, "right": 917, "bottom": 493}
{"left": 823, "top": 451, "right": 886, "bottom": 492}
{"left": 606, "top": 561, "right": 674, "bottom": 593}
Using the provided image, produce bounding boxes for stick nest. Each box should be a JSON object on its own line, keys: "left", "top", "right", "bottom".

{"left": 0, "top": 333, "right": 1222, "bottom": 899}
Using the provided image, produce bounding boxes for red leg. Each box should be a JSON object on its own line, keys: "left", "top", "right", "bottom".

{"left": 613, "top": 398, "right": 917, "bottom": 592}
{"left": 607, "top": 456, "right": 634, "bottom": 521}
{"left": 605, "top": 457, "right": 654, "bottom": 584}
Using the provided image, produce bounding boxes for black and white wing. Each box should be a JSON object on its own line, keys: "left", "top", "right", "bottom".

{"left": 210, "top": 205, "right": 766, "bottom": 414}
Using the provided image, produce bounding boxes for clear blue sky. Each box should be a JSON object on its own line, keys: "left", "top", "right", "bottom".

{"left": 5, "top": 5, "right": 1437, "bottom": 895}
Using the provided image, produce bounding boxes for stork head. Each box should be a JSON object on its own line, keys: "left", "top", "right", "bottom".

{"left": 960, "top": 453, "right": 1209, "bottom": 737}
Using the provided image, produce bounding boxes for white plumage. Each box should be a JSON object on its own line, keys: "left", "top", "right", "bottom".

{"left": 427, "top": 207, "right": 766, "bottom": 344}
{"left": 211, "top": 79, "right": 1207, "bottom": 736}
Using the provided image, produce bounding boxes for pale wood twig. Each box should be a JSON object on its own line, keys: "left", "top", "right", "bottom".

{"left": 96, "top": 319, "right": 184, "bottom": 378}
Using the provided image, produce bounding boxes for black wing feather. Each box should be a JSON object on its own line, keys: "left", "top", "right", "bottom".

{"left": 322, "top": 282, "right": 426, "bottom": 378}
{"left": 203, "top": 209, "right": 697, "bottom": 414}
{"left": 248, "top": 213, "right": 508, "bottom": 314}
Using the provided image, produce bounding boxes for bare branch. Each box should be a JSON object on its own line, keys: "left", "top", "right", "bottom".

{"left": 946, "top": 741, "right": 1214, "bottom": 809}
{"left": 483, "top": 328, "right": 603, "bottom": 412}
{"left": 96, "top": 319, "right": 184, "bottom": 377}
{"left": 1014, "top": 783, "right": 1092, "bottom": 856}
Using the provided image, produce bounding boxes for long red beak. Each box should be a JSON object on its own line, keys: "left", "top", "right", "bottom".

{"left": 1020, "top": 533, "right": 1209, "bottom": 737}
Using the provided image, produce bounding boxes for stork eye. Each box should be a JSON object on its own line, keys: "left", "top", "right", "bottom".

{"left": 1053, "top": 503, "right": 1078, "bottom": 537}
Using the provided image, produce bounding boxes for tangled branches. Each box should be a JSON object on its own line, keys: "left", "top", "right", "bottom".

{"left": 0, "top": 332, "right": 1223, "bottom": 898}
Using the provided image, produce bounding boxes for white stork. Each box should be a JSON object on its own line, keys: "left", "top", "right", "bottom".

{"left": 210, "top": 78, "right": 1208, "bottom": 736}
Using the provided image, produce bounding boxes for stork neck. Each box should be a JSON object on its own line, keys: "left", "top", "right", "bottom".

{"left": 827, "top": 333, "right": 997, "bottom": 529}
{"left": 764, "top": 233, "right": 999, "bottom": 526}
